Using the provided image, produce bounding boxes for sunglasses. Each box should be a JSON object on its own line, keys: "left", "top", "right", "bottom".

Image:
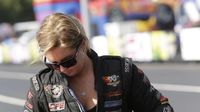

{"left": 45, "top": 48, "right": 79, "bottom": 70}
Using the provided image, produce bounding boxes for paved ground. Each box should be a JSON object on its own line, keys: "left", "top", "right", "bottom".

{"left": 0, "top": 62, "right": 200, "bottom": 112}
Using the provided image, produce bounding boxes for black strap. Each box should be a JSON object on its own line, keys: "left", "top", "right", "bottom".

{"left": 121, "top": 58, "right": 133, "bottom": 111}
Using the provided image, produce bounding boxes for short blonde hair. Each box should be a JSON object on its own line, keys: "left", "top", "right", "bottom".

{"left": 36, "top": 13, "right": 89, "bottom": 54}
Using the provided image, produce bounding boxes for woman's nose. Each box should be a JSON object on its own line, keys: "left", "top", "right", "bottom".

{"left": 59, "top": 66, "right": 67, "bottom": 73}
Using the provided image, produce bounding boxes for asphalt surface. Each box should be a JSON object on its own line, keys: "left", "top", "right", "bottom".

{"left": 0, "top": 62, "right": 200, "bottom": 112}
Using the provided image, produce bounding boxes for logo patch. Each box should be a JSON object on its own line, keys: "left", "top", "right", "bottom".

{"left": 25, "top": 101, "right": 33, "bottom": 110}
{"left": 32, "top": 76, "right": 39, "bottom": 91}
{"left": 27, "top": 90, "right": 33, "bottom": 99}
{"left": 44, "top": 84, "right": 63, "bottom": 98}
{"left": 104, "top": 91, "right": 122, "bottom": 97}
{"left": 124, "top": 58, "right": 130, "bottom": 73}
{"left": 103, "top": 75, "right": 120, "bottom": 87}
{"left": 160, "top": 96, "right": 169, "bottom": 104}
{"left": 104, "top": 99, "right": 122, "bottom": 108}
{"left": 49, "top": 101, "right": 65, "bottom": 111}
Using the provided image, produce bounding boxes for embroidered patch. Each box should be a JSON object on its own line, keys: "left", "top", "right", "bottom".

{"left": 104, "top": 99, "right": 122, "bottom": 108}
{"left": 102, "top": 74, "right": 120, "bottom": 87}
{"left": 27, "top": 90, "right": 33, "bottom": 99}
{"left": 104, "top": 91, "right": 122, "bottom": 97}
{"left": 124, "top": 58, "right": 130, "bottom": 73}
{"left": 48, "top": 101, "right": 65, "bottom": 111}
{"left": 44, "top": 84, "right": 63, "bottom": 98}
{"left": 32, "top": 76, "right": 39, "bottom": 91}
{"left": 25, "top": 101, "right": 33, "bottom": 111}
{"left": 160, "top": 95, "right": 169, "bottom": 104}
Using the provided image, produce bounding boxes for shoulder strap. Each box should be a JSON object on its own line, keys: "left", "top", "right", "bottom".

{"left": 121, "top": 57, "right": 133, "bottom": 111}
{"left": 96, "top": 56, "right": 132, "bottom": 112}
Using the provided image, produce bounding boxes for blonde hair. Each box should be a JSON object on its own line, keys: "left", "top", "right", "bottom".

{"left": 36, "top": 13, "right": 90, "bottom": 54}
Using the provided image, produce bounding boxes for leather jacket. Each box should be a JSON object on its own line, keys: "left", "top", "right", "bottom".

{"left": 24, "top": 49, "right": 174, "bottom": 112}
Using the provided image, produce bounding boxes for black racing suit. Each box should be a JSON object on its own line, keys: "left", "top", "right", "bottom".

{"left": 24, "top": 49, "right": 174, "bottom": 112}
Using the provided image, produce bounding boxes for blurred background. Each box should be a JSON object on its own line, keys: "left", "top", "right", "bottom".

{"left": 0, "top": 0, "right": 200, "bottom": 63}
{"left": 0, "top": 0, "right": 200, "bottom": 112}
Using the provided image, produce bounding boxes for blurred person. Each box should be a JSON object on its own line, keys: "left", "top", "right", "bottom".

{"left": 180, "top": 0, "right": 200, "bottom": 27}
{"left": 88, "top": 0, "right": 109, "bottom": 36}
{"left": 23, "top": 13, "right": 174, "bottom": 112}
{"left": 0, "top": 23, "right": 16, "bottom": 43}
{"left": 107, "top": 0, "right": 124, "bottom": 22}
{"left": 155, "top": 3, "right": 176, "bottom": 30}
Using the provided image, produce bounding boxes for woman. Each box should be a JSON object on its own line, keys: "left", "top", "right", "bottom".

{"left": 24, "top": 13, "right": 174, "bottom": 112}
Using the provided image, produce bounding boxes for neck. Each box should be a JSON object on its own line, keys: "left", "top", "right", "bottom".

{"left": 69, "top": 55, "right": 94, "bottom": 85}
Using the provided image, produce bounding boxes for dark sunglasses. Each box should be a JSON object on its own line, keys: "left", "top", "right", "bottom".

{"left": 44, "top": 48, "right": 79, "bottom": 70}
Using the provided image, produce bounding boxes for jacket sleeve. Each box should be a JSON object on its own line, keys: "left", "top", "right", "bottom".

{"left": 24, "top": 76, "right": 43, "bottom": 112}
{"left": 130, "top": 64, "right": 174, "bottom": 112}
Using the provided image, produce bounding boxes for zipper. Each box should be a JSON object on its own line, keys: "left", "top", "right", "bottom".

{"left": 68, "top": 88, "right": 86, "bottom": 112}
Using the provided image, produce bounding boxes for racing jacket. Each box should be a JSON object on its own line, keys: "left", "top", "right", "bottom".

{"left": 24, "top": 49, "right": 174, "bottom": 112}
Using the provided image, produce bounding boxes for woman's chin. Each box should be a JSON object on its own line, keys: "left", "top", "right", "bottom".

{"left": 61, "top": 72, "right": 76, "bottom": 77}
